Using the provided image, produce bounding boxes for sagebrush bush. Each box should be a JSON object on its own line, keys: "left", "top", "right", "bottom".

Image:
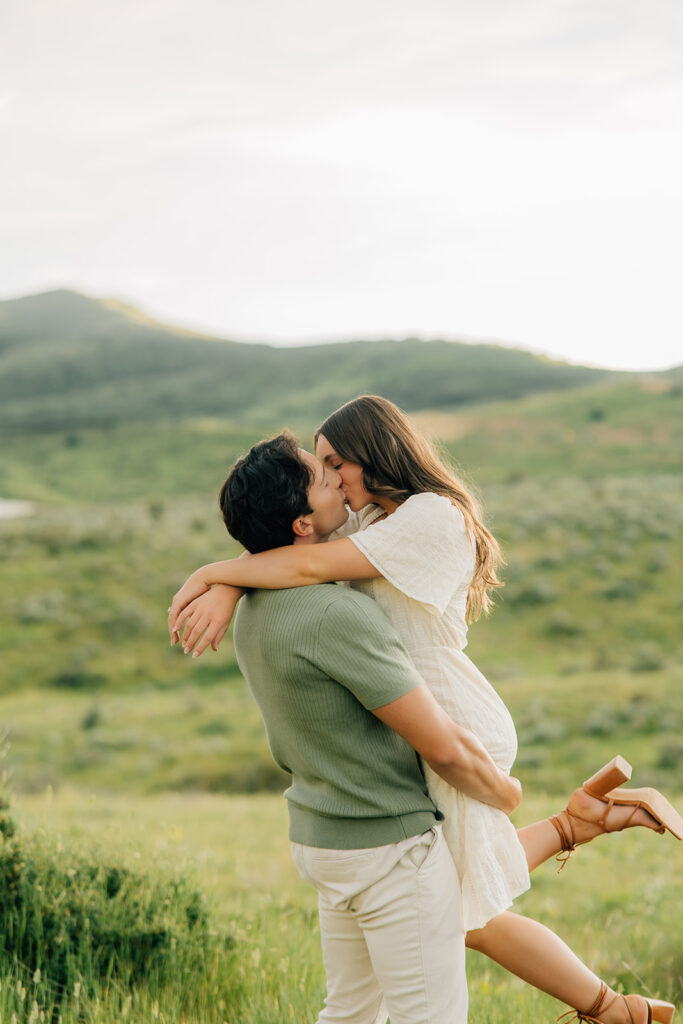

{"left": 0, "top": 796, "right": 218, "bottom": 1004}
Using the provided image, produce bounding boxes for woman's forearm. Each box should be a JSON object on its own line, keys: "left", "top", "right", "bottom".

{"left": 196, "top": 547, "right": 319, "bottom": 590}
{"left": 169, "top": 539, "right": 378, "bottom": 631}
{"left": 194, "top": 537, "right": 378, "bottom": 591}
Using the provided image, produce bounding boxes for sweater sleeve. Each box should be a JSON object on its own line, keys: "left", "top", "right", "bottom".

{"left": 315, "top": 591, "right": 425, "bottom": 711}
{"left": 348, "top": 492, "right": 475, "bottom": 615}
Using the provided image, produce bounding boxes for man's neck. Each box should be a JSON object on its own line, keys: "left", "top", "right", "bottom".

{"left": 293, "top": 532, "right": 330, "bottom": 547}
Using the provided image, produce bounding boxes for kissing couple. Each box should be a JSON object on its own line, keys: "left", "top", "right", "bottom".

{"left": 169, "top": 395, "right": 681, "bottom": 1024}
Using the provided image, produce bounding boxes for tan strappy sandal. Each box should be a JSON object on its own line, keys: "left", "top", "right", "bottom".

{"left": 557, "top": 980, "right": 675, "bottom": 1024}
{"left": 549, "top": 755, "right": 683, "bottom": 871}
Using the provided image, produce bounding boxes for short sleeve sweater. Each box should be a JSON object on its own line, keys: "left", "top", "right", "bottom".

{"left": 234, "top": 583, "right": 441, "bottom": 849}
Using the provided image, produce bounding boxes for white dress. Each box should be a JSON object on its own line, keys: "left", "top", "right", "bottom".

{"left": 334, "top": 492, "right": 530, "bottom": 931}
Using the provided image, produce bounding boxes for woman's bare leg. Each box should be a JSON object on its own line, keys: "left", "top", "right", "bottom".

{"left": 517, "top": 818, "right": 566, "bottom": 871}
{"left": 475, "top": 792, "right": 668, "bottom": 1017}
{"left": 466, "top": 913, "right": 636, "bottom": 1023}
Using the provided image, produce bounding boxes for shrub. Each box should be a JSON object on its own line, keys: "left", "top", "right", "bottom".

{"left": 80, "top": 706, "right": 102, "bottom": 730}
{"left": 47, "top": 647, "right": 106, "bottom": 690}
{"left": 543, "top": 612, "right": 583, "bottom": 637}
{"left": 509, "top": 577, "right": 559, "bottom": 606}
{"left": 630, "top": 643, "right": 665, "bottom": 673}
{"left": 658, "top": 739, "right": 683, "bottom": 775}
{"left": 0, "top": 798, "right": 218, "bottom": 1005}
{"left": 518, "top": 717, "right": 566, "bottom": 745}
{"left": 19, "top": 590, "right": 71, "bottom": 625}
{"left": 602, "top": 578, "right": 645, "bottom": 600}
{"left": 49, "top": 668, "right": 106, "bottom": 690}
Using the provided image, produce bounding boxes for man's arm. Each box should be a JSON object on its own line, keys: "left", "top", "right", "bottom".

{"left": 315, "top": 591, "right": 521, "bottom": 815}
{"left": 372, "top": 685, "right": 521, "bottom": 814}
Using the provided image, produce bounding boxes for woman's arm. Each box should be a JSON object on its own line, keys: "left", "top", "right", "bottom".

{"left": 168, "top": 538, "right": 380, "bottom": 633}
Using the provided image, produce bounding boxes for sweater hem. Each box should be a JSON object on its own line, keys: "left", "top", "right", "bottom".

{"left": 288, "top": 806, "right": 441, "bottom": 849}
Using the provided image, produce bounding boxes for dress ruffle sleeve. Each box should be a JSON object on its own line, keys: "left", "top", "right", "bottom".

{"left": 347, "top": 492, "right": 475, "bottom": 615}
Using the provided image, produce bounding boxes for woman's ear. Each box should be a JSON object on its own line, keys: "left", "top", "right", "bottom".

{"left": 291, "top": 515, "right": 314, "bottom": 539}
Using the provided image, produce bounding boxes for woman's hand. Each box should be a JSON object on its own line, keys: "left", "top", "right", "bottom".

{"left": 168, "top": 571, "right": 212, "bottom": 641}
{"left": 171, "top": 583, "right": 244, "bottom": 656}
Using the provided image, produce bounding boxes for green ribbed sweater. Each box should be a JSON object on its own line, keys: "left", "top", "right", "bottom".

{"left": 234, "top": 583, "right": 441, "bottom": 849}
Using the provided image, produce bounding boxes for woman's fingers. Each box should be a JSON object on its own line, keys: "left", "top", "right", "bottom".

{"left": 173, "top": 590, "right": 236, "bottom": 658}
{"left": 181, "top": 612, "right": 208, "bottom": 653}
{"left": 191, "top": 628, "right": 217, "bottom": 658}
{"left": 188, "top": 619, "right": 230, "bottom": 659}
{"left": 211, "top": 623, "right": 230, "bottom": 652}
{"left": 168, "top": 577, "right": 211, "bottom": 639}
{"left": 170, "top": 602, "right": 193, "bottom": 644}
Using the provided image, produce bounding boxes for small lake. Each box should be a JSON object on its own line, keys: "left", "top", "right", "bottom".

{"left": 0, "top": 499, "right": 36, "bottom": 519}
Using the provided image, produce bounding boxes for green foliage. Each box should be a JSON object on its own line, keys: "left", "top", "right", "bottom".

{"left": 0, "top": 359, "right": 681, "bottom": 799}
{"left": 0, "top": 798, "right": 219, "bottom": 1009}
{"left": 4, "top": 789, "right": 683, "bottom": 1022}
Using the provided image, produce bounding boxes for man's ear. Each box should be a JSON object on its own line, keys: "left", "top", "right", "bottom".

{"left": 292, "top": 515, "right": 314, "bottom": 539}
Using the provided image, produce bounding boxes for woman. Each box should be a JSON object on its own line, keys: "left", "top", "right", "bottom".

{"left": 169, "top": 396, "right": 680, "bottom": 1024}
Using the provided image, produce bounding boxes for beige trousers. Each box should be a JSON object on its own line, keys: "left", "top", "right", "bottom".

{"left": 291, "top": 824, "right": 467, "bottom": 1024}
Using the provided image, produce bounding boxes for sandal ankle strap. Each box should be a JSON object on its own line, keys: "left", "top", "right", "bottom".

{"left": 557, "top": 981, "right": 611, "bottom": 1024}
{"left": 549, "top": 812, "right": 577, "bottom": 872}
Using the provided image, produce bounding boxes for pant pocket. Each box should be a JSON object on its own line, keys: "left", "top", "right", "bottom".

{"left": 404, "top": 827, "right": 438, "bottom": 871}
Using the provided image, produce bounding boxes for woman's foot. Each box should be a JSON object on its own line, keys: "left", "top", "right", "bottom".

{"left": 561, "top": 785, "right": 666, "bottom": 845}
{"left": 561, "top": 982, "right": 675, "bottom": 1024}
{"left": 549, "top": 756, "right": 682, "bottom": 869}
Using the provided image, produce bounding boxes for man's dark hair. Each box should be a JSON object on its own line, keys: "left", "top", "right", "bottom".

{"left": 219, "top": 433, "right": 313, "bottom": 552}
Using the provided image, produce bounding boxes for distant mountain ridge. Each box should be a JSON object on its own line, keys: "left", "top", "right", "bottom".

{"left": 0, "top": 288, "right": 625, "bottom": 432}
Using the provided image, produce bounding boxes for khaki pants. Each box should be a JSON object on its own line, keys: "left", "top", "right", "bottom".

{"left": 291, "top": 824, "right": 466, "bottom": 1024}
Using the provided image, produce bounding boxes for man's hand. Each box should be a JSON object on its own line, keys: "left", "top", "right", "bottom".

{"left": 503, "top": 776, "right": 523, "bottom": 815}
{"left": 168, "top": 572, "right": 212, "bottom": 643}
{"left": 171, "top": 584, "right": 244, "bottom": 656}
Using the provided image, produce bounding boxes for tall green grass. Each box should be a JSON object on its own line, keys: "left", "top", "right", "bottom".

{"left": 0, "top": 774, "right": 246, "bottom": 1022}
{"left": 6, "top": 789, "right": 682, "bottom": 1023}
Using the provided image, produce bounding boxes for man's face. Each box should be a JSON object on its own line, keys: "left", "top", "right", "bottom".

{"left": 298, "top": 449, "right": 348, "bottom": 541}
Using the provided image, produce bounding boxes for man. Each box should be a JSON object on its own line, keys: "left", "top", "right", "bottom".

{"left": 170, "top": 434, "right": 520, "bottom": 1024}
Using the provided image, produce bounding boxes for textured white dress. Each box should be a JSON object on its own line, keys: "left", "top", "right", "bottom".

{"left": 333, "top": 492, "right": 530, "bottom": 930}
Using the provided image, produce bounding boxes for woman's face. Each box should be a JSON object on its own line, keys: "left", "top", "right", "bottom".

{"left": 315, "top": 434, "right": 375, "bottom": 512}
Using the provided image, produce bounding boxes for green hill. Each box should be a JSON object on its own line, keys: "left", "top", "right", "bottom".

{"left": 0, "top": 289, "right": 618, "bottom": 431}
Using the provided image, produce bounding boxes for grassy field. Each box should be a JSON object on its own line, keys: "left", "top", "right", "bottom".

{"left": 6, "top": 788, "right": 683, "bottom": 1023}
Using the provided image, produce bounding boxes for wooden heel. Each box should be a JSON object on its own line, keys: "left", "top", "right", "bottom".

{"left": 583, "top": 755, "right": 632, "bottom": 797}
{"left": 649, "top": 999, "right": 676, "bottom": 1024}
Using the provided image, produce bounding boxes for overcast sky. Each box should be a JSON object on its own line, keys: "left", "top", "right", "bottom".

{"left": 1, "top": 0, "right": 682, "bottom": 369}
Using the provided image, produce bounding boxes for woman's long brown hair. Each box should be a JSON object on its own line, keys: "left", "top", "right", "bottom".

{"left": 315, "top": 395, "right": 503, "bottom": 621}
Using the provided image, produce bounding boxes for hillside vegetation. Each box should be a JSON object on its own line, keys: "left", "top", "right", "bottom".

{"left": 0, "top": 289, "right": 616, "bottom": 430}
{"left": 1, "top": 355, "right": 681, "bottom": 797}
